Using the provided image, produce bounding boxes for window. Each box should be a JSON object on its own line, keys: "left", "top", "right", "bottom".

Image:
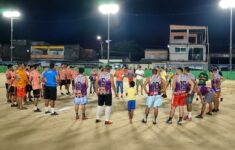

{"left": 188, "top": 48, "right": 203, "bottom": 61}
{"left": 174, "top": 36, "right": 184, "bottom": 40}
{"left": 175, "top": 48, "right": 186, "bottom": 53}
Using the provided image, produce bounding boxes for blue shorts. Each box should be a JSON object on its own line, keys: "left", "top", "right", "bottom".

{"left": 186, "top": 93, "right": 195, "bottom": 104}
{"left": 146, "top": 95, "right": 162, "bottom": 108}
{"left": 74, "top": 96, "right": 88, "bottom": 105}
{"left": 127, "top": 100, "right": 136, "bottom": 111}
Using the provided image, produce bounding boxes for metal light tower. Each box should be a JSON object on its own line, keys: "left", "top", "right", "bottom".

{"left": 3, "top": 10, "right": 21, "bottom": 62}
{"left": 99, "top": 4, "right": 119, "bottom": 65}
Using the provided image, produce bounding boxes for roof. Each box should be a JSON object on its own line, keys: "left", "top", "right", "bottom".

{"left": 170, "top": 25, "right": 207, "bottom": 30}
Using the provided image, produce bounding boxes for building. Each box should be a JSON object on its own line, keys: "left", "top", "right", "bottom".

{"left": 168, "top": 25, "right": 209, "bottom": 62}
{"left": 144, "top": 49, "right": 168, "bottom": 61}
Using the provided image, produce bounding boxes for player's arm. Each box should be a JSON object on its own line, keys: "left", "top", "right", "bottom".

{"left": 188, "top": 79, "right": 194, "bottom": 94}
{"left": 172, "top": 75, "right": 177, "bottom": 92}
{"left": 95, "top": 76, "right": 99, "bottom": 95}
{"left": 110, "top": 74, "right": 117, "bottom": 96}
{"left": 85, "top": 76, "right": 89, "bottom": 89}
{"left": 161, "top": 78, "right": 167, "bottom": 93}
{"left": 143, "top": 77, "right": 150, "bottom": 95}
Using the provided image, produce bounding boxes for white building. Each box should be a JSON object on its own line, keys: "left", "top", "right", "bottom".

{"left": 168, "top": 25, "right": 209, "bottom": 62}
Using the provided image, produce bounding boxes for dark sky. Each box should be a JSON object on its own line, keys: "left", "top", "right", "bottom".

{"left": 0, "top": 0, "right": 234, "bottom": 52}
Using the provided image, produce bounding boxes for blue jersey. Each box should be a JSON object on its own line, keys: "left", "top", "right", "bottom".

{"left": 43, "top": 69, "right": 58, "bottom": 87}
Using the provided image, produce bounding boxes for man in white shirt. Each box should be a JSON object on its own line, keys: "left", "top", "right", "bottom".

{"left": 135, "top": 65, "right": 144, "bottom": 95}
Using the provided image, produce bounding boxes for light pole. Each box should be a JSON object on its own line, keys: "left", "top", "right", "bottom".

{"left": 97, "top": 35, "right": 104, "bottom": 59}
{"left": 99, "top": 4, "right": 119, "bottom": 65}
{"left": 219, "top": 0, "right": 235, "bottom": 71}
{"left": 3, "top": 10, "right": 21, "bottom": 62}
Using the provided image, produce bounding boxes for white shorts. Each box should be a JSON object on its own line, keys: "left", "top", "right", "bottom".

{"left": 74, "top": 96, "right": 88, "bottom": 105}
{"left": 146, "top": 95, "right": 162, "bottom": 108}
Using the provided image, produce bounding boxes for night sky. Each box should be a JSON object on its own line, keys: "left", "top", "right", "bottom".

{"left": 0, "top": 0, "right": 234, "bottom": 52}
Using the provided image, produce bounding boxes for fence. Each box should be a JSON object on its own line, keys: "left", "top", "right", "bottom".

{"left": 1, "top": 66, "right": 235, "bottom": 80}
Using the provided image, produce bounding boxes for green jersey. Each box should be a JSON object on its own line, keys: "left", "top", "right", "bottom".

{"left": 198, "top": 72, "right": 208, "bottom": 86}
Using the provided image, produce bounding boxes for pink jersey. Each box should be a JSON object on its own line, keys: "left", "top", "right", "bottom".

{"left": 72, "top": 70, "right": 78, "bottom": 80}
{"left": 5, "top": 70, "right": 12, "bottom": 84}
{"left": 65, "top": 68, "right": 72, "bottom": 80}
{"left": 30, "top": 70, "right": 41, "bottom": 90}
{"left": 59, "top": 69, "right": 66, "bottom": 80}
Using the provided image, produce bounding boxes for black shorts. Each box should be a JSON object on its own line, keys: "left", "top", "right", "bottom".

{"left": 98, "top": 94, "right": 112, "bottom": 106}
{"left": 60, "top": 80, "right": 67, "bottom": 86}
{"left": 66, "top": 80, "right": 71, "bottom": 84}
{"left": 26, "top": 85, "right": 32, "bottom": 92}
{"left": 44, "top": 86, "right": 57, "bottom": 101}
{"left": 9, "top": 86, "right": 16, "bottom": 96}
{"left": 72, "top": 80, "right": 75, "bottom": 86}
{"left": 33, "top": 89, "right": 40, "bottom": 98}
{"left": 5, "top": 83, "right": 9, "bottom": 90}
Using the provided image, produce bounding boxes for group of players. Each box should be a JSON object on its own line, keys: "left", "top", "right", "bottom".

{"left": 4, "top": 62, "right": 224, "bottom": 125}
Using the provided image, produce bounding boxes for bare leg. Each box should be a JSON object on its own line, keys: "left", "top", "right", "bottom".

{"left": 82, "top": 105, "right": 87, "bottom": 120}
{"left": 75, "top": 105, "right": 79, "bottom": 119}
{"left": 153, "top": 108, "right": 158, "bottom": 123}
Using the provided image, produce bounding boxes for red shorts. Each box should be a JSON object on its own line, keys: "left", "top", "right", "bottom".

{"left": 171, "top": 93, "right": 188, "bottom": 107}
{"left": 17, "top": 87, "right": 26, "bottom": 98}
{"left": 128, "top": 77, "right": 134, "bottom": 83}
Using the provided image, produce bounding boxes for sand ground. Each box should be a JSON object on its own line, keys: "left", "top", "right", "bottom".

{"left": 0, "top": 74, "right": 235, "bottom": 150}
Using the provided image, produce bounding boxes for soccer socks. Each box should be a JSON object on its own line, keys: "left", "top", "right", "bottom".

{"left": 96, "top": 106, "right": 102, "bottom": 120}
{"left": 51, "top": 108, "right": 55, "bottom": 113}
{"left": 45, "top": 107, "right": 49, "bottom": 112}
{"left": 188, "top": 112, "right": 192, "bottom": 118}
{"left": 105, "top": 106, "right": 111, "bottom": 121}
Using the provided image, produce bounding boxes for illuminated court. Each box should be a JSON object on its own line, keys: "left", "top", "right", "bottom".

{"left": 0, "top": 74, "right": 235, "bottom": 150}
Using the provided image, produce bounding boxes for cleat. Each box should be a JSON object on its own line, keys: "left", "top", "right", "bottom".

{"left": 45, "top": 111, "right": 50, "bottom": 114}
{"left": 206, "top": 112, "right": 213, "bottom": 116}
{"left": 195, "top": 115, "right": 203, "bottom": 119}
{"left": 212, "top": 109, "right": 216, "bottom": 112}
{"left": 105, "top": 120, "right": 113, "bottom": 125}
{"left": 177, "top": 120, "right": 183, "bottom": 126}
{"left": 51, "top": 112, "right": 59, "bottom": 116}
{"left": 166, "top": 119, "right": 172, "bottom": 124}
{"left": 153, "top": 121, "right": 157, "bottom": 125}
{"left": 142, "top": 119, "right": 147, "bottom": 124}
{"left": 96, "top": 119, "right": 102, "bottom": 123}
{"left": 34, "top": 108, "right": 41, "bottom": 112}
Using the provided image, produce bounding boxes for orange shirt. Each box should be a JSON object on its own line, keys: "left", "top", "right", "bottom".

{"left": 15, "top": 69, "right": 27, "bottom": 88}
{"left": 30, "top": 70, "right": 41, "bottom": 90}
{"left": 59, "top": 69, "right": 66, "bottom": 80}
{"left": 5, "top": 69, "right": 12, "bottom": 84}
{"left": 65, "top": 68, "right": 72, "bottom": 80}
{"left": 72, "top": 69, "right": 78, "bottom": 80}
{"left": 115, "top": 69, "right": 125, "bottom": 81}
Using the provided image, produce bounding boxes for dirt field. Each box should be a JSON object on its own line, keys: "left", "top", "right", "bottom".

{"left": 0, "top": 73, "right": 235, "bottom": 150}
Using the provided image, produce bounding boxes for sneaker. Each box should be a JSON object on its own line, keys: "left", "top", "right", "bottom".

{"left": 177, "top": 120, "right": 183, "bottom": 126}
{"left": 153, "top": 121, "right": 157, "bottom": 125}
{"left": 96, "top": 119, "right": 102, "bottom": 123}
{"left": 183, "top": 115, "right": 189, "bottom": 120}
{"left": 206, "top": 112, "right": 213, "bottom": 116}
{"left": 45, "top": 111, "right": 50, "bottom": 114}
{"left": 166, "top": 119, "right": 172, "bottom": 124}
{"left": 212, "top": 109, "right": 216, "bottom": 112}
{"left": 105, "top": 120, "right": 113, "bottom": 125}
{"left": 76, "top": 115, "right": 79, "bottom": 120}
{"left": 51, "top": 112, "right": 59, "bottom": 116}
{"left": 220, "top": 98, "right": 223, "bottom": 102}
{"left": 215, "top": 109, "right": 220, "bottom": 112}
{"left": 142, "top": 119, "right": 147, "bottom": 124}
{"left": 61, "top": 93, "right": 64, "bottom": 95}
{"left": 34, "top": 108, "right": 41, "bottom": 112}
{"left": 11, "top": 104, "right": 18, "bottom": 107}
{"left": 195, "top": 115, "right": 203, "bottom": 119}
{"left": 82, "top": 116, "right": 88, "bottom": 120}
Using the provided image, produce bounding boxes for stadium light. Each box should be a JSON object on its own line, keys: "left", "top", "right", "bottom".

{"left": 219, "top": 0, "right": 235, "bottom": 71}
{"left": 98, "top": 4, "right": 119, "bottom": 64}
{"left": 97, "top": 35, "right": 102, "bottom": 40}
{"left": 2, "top": 10, "right": 21, "bottom": 62}
{"left": 97, "top": 35, "right": 104, "bottom": 59}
